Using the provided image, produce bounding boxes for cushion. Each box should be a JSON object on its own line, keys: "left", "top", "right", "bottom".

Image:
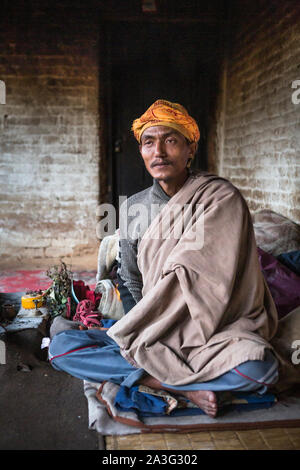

{"left": 252, "top": 209, "right": 300, "bottom": 256}
{"left": 258, "top": 247, "right": 300, "bottom": 319}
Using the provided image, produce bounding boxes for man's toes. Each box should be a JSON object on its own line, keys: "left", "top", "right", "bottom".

{"left": 207, "top": 391, "right": 217, "bottom": 404}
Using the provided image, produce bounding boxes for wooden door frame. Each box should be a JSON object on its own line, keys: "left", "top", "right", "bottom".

{"left": 98, "top": 20, "right": 113, "bottom": 207}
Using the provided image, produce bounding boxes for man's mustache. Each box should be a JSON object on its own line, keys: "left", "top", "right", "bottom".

{"left": 151, "top": 161, "right": 172, "bottom": 168}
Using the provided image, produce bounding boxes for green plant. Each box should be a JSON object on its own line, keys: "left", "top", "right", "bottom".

{"left": 44, "top": 261, "right": 75, "bottom": 318}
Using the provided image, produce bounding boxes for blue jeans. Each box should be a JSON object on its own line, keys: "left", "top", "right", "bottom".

{"left": 49, "top": 327, "right": 278, "bottom": 394}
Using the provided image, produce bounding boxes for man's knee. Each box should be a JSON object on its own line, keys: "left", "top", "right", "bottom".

{"left": 48, "top": 330, "right": 69, "bottom": 362}
{"left": 48, "top": 329, "right": 92, "bottom": 373}
{"left": 233, "top": 349, "right": 279, "bottom": 391}
{"left": 50, "top": 316, "right": 81, "bottom": 339}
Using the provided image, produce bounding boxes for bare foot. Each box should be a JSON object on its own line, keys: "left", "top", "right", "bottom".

{"left": 138, "top": 375, "right": 218, "bottom": 418}
{"left": 181, "top": 390, "right": 218, "bottom": 418}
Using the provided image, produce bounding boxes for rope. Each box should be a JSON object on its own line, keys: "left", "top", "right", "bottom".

{"left": 72, "top": 299, "right": 102, "bottom": 328}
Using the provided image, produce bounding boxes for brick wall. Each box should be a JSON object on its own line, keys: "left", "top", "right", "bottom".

{"left": 1, "top": 1, "right": 299, "bottom": 270}
{"left": 208, "top": 1, "right": 300, "bottom": 224}
{"left": 0, "top": 1, "right": 100, "bottom": 268}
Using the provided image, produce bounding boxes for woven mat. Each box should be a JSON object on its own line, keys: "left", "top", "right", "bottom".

{"left": 105, "top": 427, "right": 300, "bottom": 450}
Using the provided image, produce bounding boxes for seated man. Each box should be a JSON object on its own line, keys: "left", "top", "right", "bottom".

{"left": 49, "top": 100, "right": 279, "bottom": 418}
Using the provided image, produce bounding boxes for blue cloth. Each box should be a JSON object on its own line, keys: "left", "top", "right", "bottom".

{"left": 161, "top": 349, "right": 278, "bottom": 395}
{"left": 101, "top": 318, "right": 117, "bottom": 328}
{"left": 49, "top": 329, "right": 278, "bottom": 417}
{"left": 49, "top": 329, "right": 145, "bottom": 386}
{"left": 277, "top": 250, "right": 300, "bottom": 276}
{"left": 49, "top": 329, "right": 278, "bottom": 396}
{"left": 114, "top": 386, "right": 277, "bottom": 417}
{"left": 115, "top": 385, "right": 169, "bottom": 416}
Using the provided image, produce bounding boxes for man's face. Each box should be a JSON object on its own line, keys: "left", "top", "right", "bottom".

{"left": 139, "top": 126, "right": 196, "bottom": 182}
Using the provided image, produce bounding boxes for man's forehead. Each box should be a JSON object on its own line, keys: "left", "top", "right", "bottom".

{"left": 141, "top": 126, "right": 183, "bottom": 140}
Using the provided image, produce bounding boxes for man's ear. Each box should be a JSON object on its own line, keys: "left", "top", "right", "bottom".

{"left": 186, "top": 157, "right": 193, "bottom": 168}
{"left": 189, "top": 142, "right": 198, "bottom": 158}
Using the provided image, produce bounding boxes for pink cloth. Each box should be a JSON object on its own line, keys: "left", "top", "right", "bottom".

{"left": 73, "top": 280, "right": 102, "bottom": 308}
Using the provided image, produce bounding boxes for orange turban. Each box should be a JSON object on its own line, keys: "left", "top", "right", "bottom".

{"left": 131, "top": 99, "right": 200, "bottom": 144}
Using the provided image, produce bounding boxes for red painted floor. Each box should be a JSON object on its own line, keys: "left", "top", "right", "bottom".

{"left": 0, "top": 269, "right": 97, "bottom": 293}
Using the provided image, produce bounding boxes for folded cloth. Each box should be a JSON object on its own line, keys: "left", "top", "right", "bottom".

{"left": 95, "top": 279, "right": 125, "bottom": 321}
{"left": 97, "top": 231, "right": 119, "bottom": 283}
{"left": 114, "top": 385, "right": 174, "bottom": 416}
{"left": 72, "top": 280, "right": 102, "bottom": 309}
{"left": 252, "top": 209, "right": 300, "bottom": 257}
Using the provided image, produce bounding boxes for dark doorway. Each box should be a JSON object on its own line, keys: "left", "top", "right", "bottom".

{"left": 100, "top": 3, "right": 226, "bottom": 211}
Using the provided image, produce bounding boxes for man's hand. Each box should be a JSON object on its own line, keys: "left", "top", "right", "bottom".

{"left": 79, "top": 325, "right": 109, "bottom": 331}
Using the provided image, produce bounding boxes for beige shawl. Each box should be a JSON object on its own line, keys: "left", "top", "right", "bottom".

{"left": 108, "top": 171, "right": 278, "bottom": 385}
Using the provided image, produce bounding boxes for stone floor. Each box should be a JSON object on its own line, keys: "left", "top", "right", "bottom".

{"left": 0, "top": 292, "right": 102, "bottom": 451}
